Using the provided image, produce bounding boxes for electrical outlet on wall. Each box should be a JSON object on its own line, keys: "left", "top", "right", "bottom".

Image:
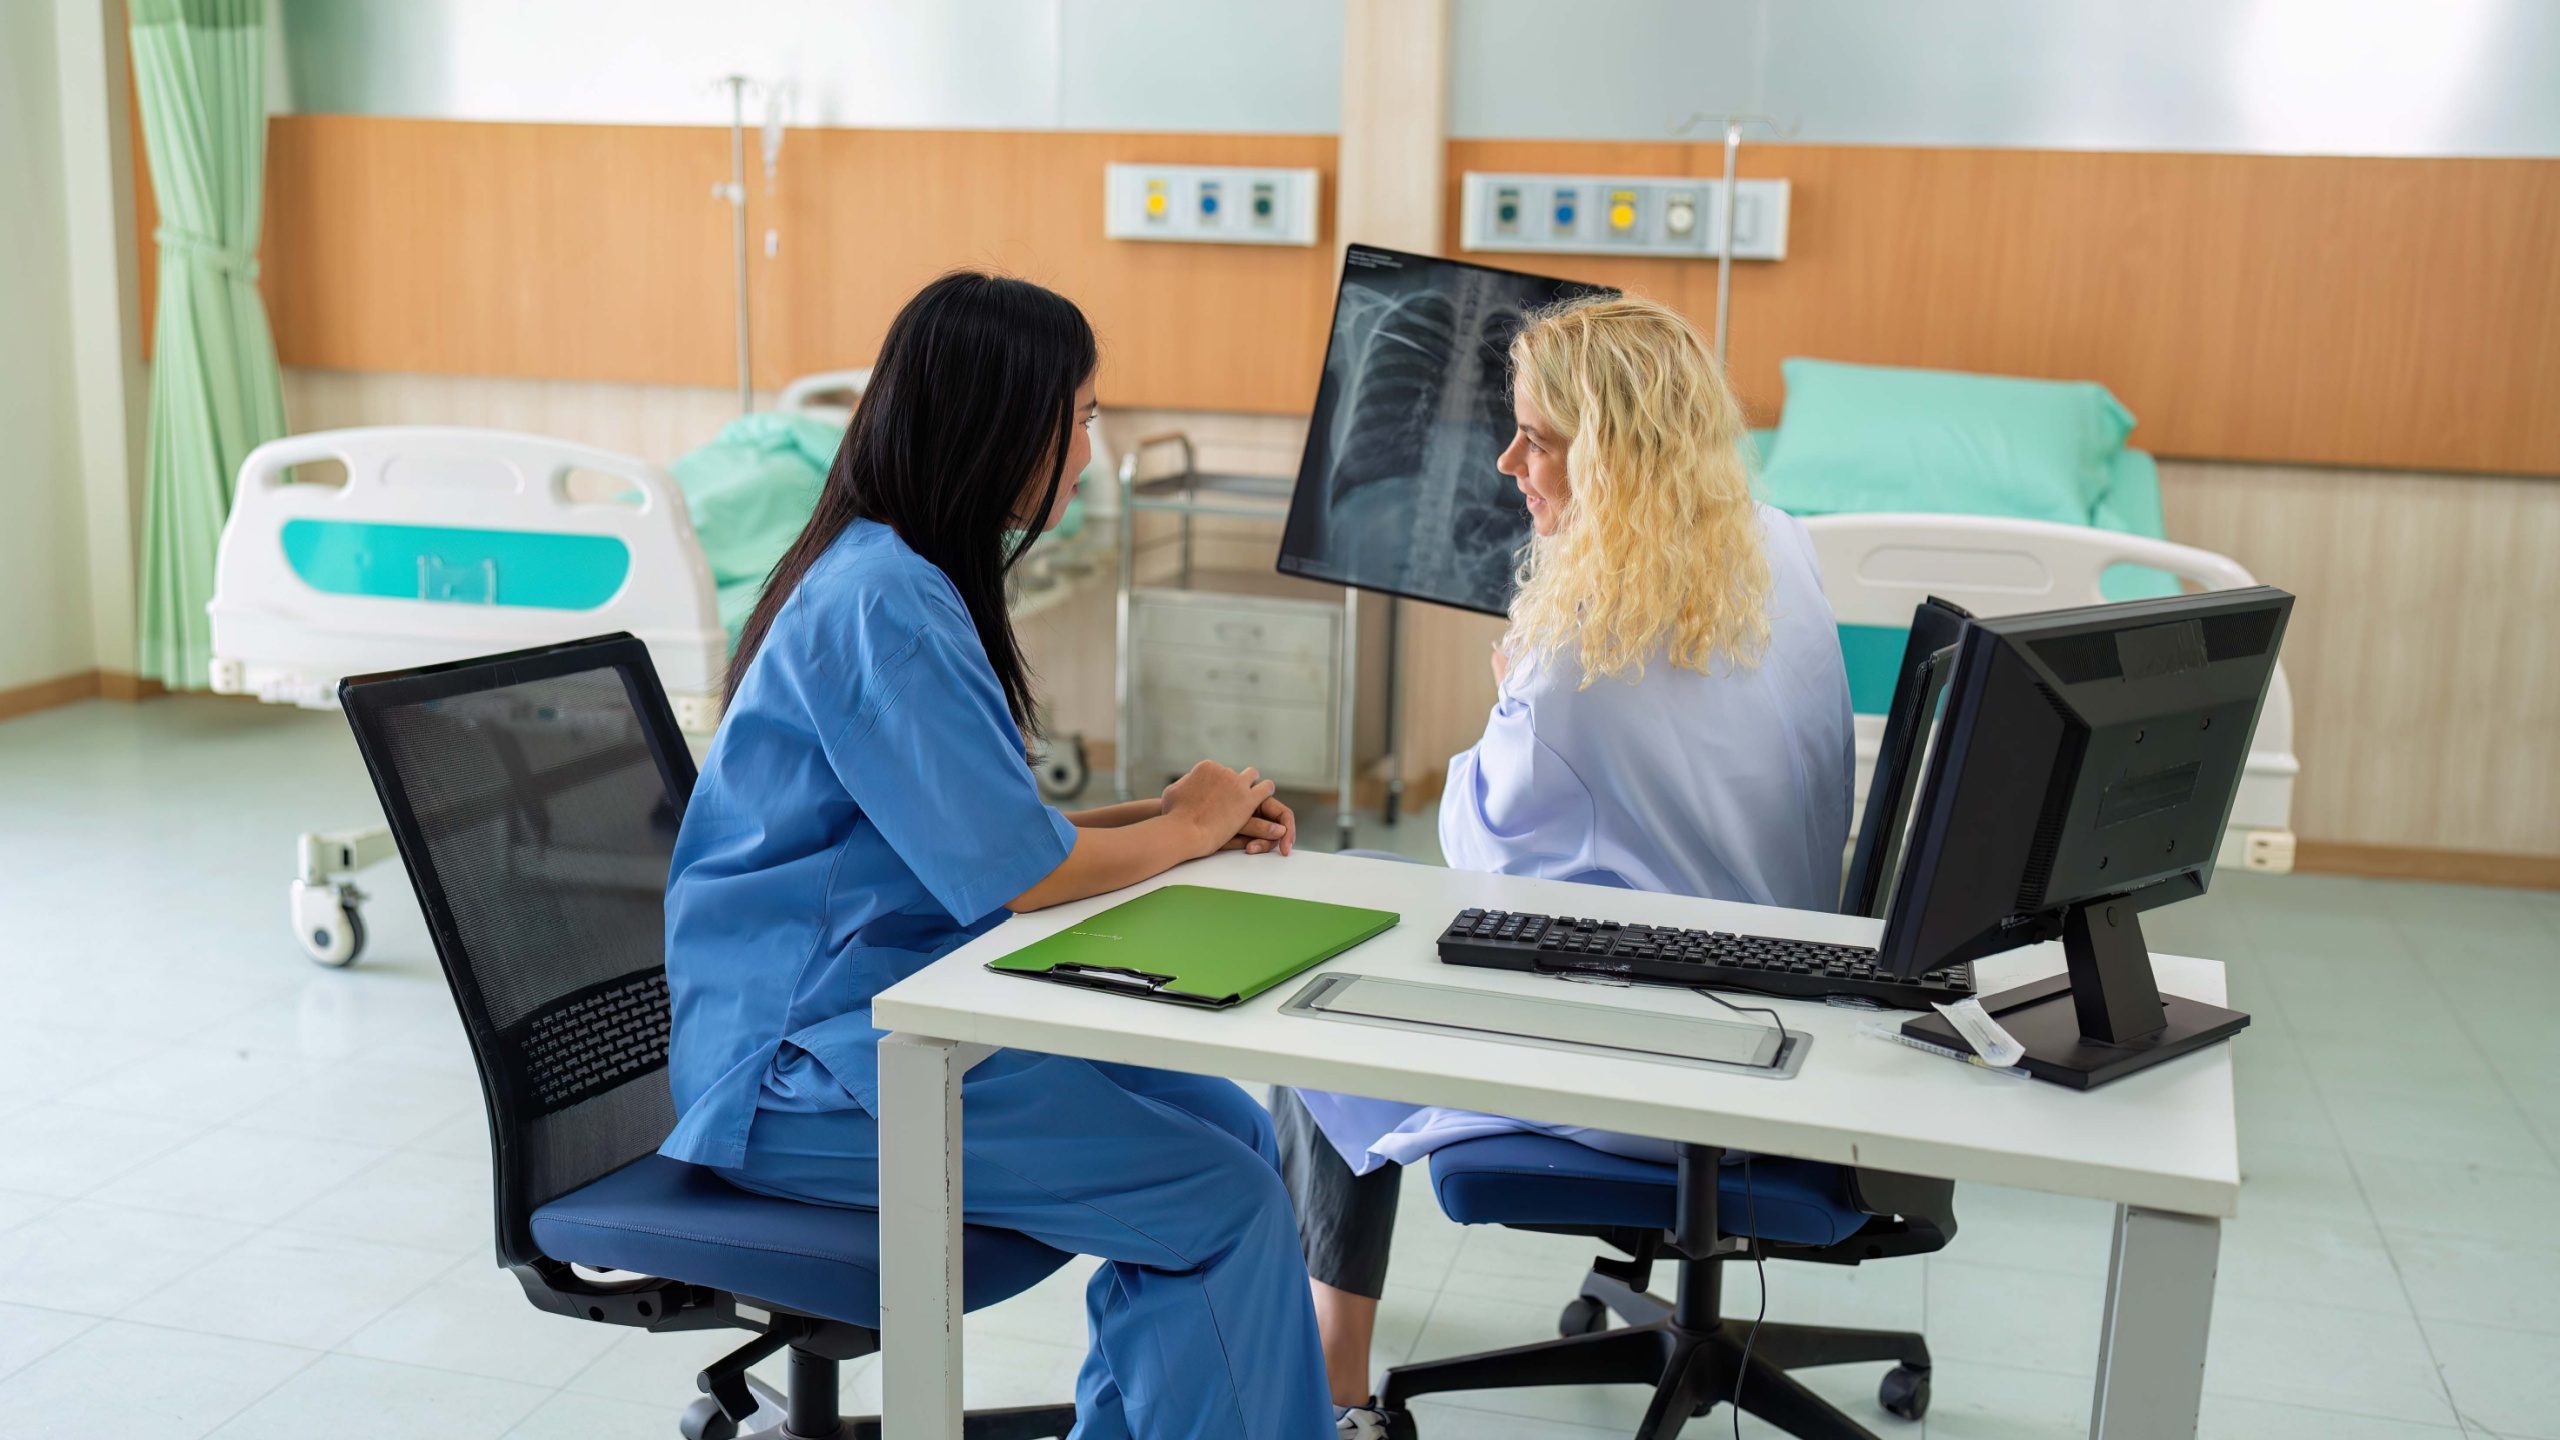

{"left": 1460, "top": 171, "right": 1790, "bottom": 261}
{"left": 1105, "top": 164, "right": 1320, "bottom": 247}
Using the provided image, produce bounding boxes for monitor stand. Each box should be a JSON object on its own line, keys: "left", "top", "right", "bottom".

{"left": 1901, "top": 900, "right": 2248, "bottom": 1089}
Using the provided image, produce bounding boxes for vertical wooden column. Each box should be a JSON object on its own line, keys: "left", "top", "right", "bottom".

{"left": 1338, "top": 0, "right": 1507, "bottom": 797}
{"left": 1338, "top": 0, "right": 1448, "bottom": 256}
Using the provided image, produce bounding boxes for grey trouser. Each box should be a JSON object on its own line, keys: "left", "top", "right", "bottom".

{"left": 1272, "top": 1084, "right": 1402, "bottom": 1299}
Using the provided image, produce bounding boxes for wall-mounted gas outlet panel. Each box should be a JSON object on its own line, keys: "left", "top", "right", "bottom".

{"left": 1460, "top": 172, "right": 1790, "bottom": 261}
{"left": 1105, "top": 164, "right": 1321, "bottom": 247}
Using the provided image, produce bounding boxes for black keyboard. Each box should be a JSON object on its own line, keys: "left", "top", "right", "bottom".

{"left": 1436, "top": 908, "right": 1974, "bottom": 1012}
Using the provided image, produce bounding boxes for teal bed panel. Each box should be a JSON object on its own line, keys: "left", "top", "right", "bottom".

{"left": 1839, "top": 622, "right": 1908, "bottom": 718}
{"left": 280, "top": 519, "right": 631, "bottom": 610}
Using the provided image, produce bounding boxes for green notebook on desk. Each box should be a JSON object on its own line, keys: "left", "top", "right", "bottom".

{"left": 987, "top": 885, "right": 1399, "bottom": 1009}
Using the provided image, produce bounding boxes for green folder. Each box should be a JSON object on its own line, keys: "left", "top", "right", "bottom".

{"left": 986, "top": 885, "right": 1399, "bottom": 1009}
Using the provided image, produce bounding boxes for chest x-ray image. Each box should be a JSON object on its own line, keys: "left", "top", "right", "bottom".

{"left": 1278, "top": 246, "right": 1612, "bottom": 616}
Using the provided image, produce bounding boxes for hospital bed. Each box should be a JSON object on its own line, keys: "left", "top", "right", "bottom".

{"left": 208, "top": 426, "right": 731, "bottom": 964}
{"left": 209, "top": 395, "right": 1119, "bottom": 965}
{"left": 1803, "top": 512, "right": 2298, "bottom": 875}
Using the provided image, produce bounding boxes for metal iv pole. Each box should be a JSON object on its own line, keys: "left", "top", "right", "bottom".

{"left": 1671, "top": 112, "right": 1795, "bottom": 368}
{"left": 713, "top": 77, "right": 754, "bottom": 417}
{"left": 713, "top": 75, "right": 793, "bottom": 417}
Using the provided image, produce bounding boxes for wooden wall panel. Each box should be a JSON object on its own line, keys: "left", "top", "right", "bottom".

{"left": 749, "top": 129, "right": 1337, "bottom": 413}
{"left": 142, "top": 119, "right": 2558, "bottom": 468}
{"left": 2156, "top": 458, "right": 2560, "bottom": 857}
{"left": 271, "top": 119, "right": 741, "bottom": 386}
{"left": 144, "top": 118, "right": 1342, "bottom": 411}
{"left": 1445, "top": 141, "right": 2560, "bottom": 477}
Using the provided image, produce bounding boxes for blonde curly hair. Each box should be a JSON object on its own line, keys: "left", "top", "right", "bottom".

{"left": 1503, "top": 293, "right": 1770, "bottom": 686}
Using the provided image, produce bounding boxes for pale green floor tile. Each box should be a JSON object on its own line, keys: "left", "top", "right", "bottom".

{"left": 2383, "top": 1228, "right": 2560, "bottom": 1337}
{"left": 2203, "top": 1294, "right": 2459, "bottom": 1427}
{"left": 1916, "top": 1358, "right": 2094, "bottom": 1440}
{"left": 2420, "top": 1318, "right": 2560, "bottom": 1440}
{"left": 2198, "top": 1395, "right": 2463, "bottom": 1439}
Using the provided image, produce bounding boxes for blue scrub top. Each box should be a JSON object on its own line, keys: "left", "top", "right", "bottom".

{"left": 659, "top": 520, "right": 1077, "bottom": 1171}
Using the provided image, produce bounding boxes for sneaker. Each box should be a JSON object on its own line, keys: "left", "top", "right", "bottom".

{"left": 1336, "top": 1404, "right": 1394, "bottom": 1439}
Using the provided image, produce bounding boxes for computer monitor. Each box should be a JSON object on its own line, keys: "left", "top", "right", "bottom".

{"left": 1276, "top": 244, "right": 1613, "bottom": 616}
{"left": 1877, "top": 586, "right": 2295, "bottom": 1088}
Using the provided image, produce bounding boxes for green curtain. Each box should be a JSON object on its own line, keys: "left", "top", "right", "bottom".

{"left": 131, "top": 0, "right": 286, "bottom": 689}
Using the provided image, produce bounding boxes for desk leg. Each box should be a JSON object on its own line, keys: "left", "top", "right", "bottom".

{"left": 2089, "top": 1205, "right": 2221, "bottom": 1440}
{"left": 879, "top": 1035, "right": 992, "bottom": 1440}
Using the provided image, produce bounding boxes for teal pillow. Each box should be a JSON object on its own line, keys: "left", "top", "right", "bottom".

{"left": 671, "top": 413, "right": 841, "bottom": 587}
{"left": 1758, "top": 359, "right": 2134, "bottom": 526}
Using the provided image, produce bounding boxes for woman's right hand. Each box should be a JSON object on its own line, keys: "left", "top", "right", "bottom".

{"left": 1161, "top": 760, "right": 1278, "bottom": 858}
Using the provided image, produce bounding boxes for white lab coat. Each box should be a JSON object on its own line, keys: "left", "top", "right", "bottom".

{"left": 1299, "top": 505, "right": 1854, "bottom": 1174}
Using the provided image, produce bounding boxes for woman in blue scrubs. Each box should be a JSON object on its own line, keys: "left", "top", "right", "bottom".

{"left": 660, "top": 273, "right": 1333, "bottom": 1439}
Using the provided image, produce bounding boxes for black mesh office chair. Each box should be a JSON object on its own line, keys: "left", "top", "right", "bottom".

{"left": 1376, "top": 605, "right": 1973, "bottom": 1439}
{"left": 339, "top": 634, "right": 1078, "bottom": 1440}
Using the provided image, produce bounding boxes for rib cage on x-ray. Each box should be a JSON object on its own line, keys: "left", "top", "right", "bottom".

{"left": 1278, "top": 248, "right": 1607, "bottom": 616}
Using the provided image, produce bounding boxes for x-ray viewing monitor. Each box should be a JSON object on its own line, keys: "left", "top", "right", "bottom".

{"left": 1276, "top": 245, "right": 1614, "bottom": 616}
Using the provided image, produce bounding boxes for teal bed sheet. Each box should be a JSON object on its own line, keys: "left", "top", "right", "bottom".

{"left": 673, "top": 412, "right": 1093, "bottom": 648}
{"left": 1746, "top": 426, "right": 2181, "bottom": 719}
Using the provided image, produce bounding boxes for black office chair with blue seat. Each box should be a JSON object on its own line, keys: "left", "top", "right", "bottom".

{"left": 1379, "top": 605, "right": 1975, "bottom": 1439}
{"left": 340, "top": 634, "right": 1078, "bottom": 1440}
{"left": 1381, "top": 1140, "right": 1948, "bottom": 1437}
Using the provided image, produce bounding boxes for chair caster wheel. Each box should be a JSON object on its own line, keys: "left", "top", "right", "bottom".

{"left": 680, "top": 1394, "right": 742, "bottom": 1440}
{"left": 1558, "top": 1295, "right": 1608, "bottom": 1337}
{"left": 1880, "top": 1363, "right": 1930, "bottom": 1421}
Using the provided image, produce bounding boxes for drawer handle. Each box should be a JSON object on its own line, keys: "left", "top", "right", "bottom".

{"left": 1213, "top": 623, "right": 1267, "bottom": 643}
{"left": 1206, "top": 668, "right": 1262, "bottom": 687}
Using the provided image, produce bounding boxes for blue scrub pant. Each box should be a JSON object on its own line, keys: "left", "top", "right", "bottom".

{"left": 719, "top": 1050, "right": 1334, "bottom": 1440}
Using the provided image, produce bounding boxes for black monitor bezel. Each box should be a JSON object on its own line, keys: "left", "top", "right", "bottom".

{"left": 1875, "top": 587, "right": 2292, "bottom": 980}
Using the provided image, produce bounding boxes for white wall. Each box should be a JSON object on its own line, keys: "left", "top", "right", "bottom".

{"left": 0, "top": 0, "right": 96, "bottom": 692}
{"left": 1450, "top": 0, "right": 2560, "bottom": 157}
{"left": 275, "top": 0, "right": 1343, "bottom": 133}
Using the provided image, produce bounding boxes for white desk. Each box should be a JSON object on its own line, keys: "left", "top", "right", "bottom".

{"left": 874, "top": 851, "right": 2240, "bottom": 1439}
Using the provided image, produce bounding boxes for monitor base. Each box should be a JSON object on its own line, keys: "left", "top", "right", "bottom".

{"left": 1903, "top": 973, "right": 2250, "bottom": 1089}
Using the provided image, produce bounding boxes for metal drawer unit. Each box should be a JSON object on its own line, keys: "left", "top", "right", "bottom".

{"left": 1130, "top": 591, "right": 1343, "bottom": 786}
{"left": 1115, "top": 434, "right": 1364, "bottom": 848}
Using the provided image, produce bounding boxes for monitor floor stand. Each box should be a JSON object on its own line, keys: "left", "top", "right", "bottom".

{"left": 1903, "top": 901, "right": 2249, "bottom": 1089}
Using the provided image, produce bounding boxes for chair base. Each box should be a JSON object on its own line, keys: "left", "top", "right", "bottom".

{"left": 1380, "top": 1269, "right": 1929, "bottom": 1440}
{"left": 681, "top": 1345, "right": 1078, "bottom": 1440}
{"left": 682, "top": 1386, "right": 1079, "bottom": 1440}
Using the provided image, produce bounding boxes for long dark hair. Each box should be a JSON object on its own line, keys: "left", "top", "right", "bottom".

{"left": 728, "top": 272, "right": 1096, "bottom": 735}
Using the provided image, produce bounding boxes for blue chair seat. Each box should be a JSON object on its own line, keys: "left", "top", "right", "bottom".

{"left": 1429, "top": 1136, "right": 1869, "bottom": 1248}
{"left": 531, "top": 1155, "right": 1075, "bottom": 1328}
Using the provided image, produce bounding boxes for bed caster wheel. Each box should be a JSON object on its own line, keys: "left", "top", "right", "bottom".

{"left": 1879, "top": 1363, "right": 1930, "bottom": 1421}
{"left": 1558, "top": 1295, "right": 1609, "bottom": 1337}
{"left": 292, "top": 879, "right": 367, "bottom": 967}
{"left": 1034, "top": 734, "right": 1089, "bottom": 801}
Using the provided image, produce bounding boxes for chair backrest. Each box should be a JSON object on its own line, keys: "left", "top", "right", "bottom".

{"left": 339, "top": 634, "right": 697, "bottom": 1268}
